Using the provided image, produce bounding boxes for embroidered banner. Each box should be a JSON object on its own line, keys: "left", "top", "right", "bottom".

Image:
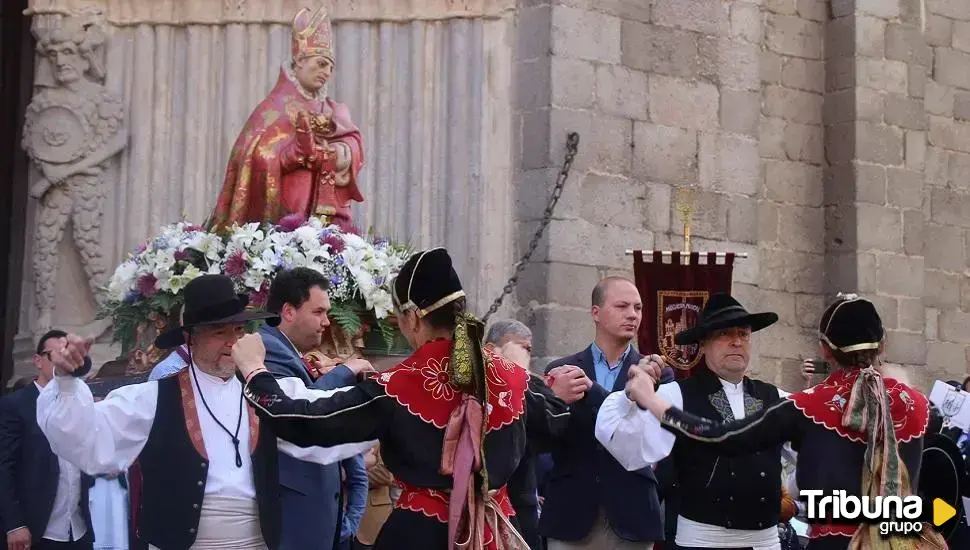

{"left": 632, "top": 251, "right": 735, "bottom": 380}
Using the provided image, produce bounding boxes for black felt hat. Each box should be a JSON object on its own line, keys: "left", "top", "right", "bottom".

{"left": 818, "top": 293, "right": 884, "bottom": 353}
{"left": 674, "top": 292, "right": 778, "bottom": 345}
{"left": 154, "top": 274, "right": 280, "bottom": 349}
{"left": 392, "top": 248, "right": 465, "bottom": 318}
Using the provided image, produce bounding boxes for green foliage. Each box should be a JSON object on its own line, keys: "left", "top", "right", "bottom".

{"left": 375, "top": 317, "right": 397, "bottom": 353}
{"left": 329, "top": 300, "right": 365, "bottom": 336}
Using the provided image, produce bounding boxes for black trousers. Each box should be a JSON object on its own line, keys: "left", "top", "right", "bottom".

{"left": 35, "top": 532, "right": 94, "bottom": 550}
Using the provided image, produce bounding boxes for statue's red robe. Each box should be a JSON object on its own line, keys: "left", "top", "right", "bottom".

{"left": 209, "top": 68, "right": 364, "bottom": 231}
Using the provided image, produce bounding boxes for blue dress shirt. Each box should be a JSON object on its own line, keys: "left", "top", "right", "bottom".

{"left": 590, "top": 342, "right": 632, "bottom": 391}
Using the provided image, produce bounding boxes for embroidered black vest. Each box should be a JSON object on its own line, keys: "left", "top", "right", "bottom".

{"left": 673, "top": 367, "right": 783, "bottom": 531}
{"left": 136, "top": 370, "right": 281, "bottom": 549}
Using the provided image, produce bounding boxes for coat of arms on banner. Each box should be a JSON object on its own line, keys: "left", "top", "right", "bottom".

{"left": 658, "top": 290, "right": 708, "bottom": 370}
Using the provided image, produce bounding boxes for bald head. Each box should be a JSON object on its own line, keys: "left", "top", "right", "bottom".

{"left": 592, "top": 276, "right": 636, "bottom": 307}
{"left": 590, "top": 277, "right": 642, "bottom": 343}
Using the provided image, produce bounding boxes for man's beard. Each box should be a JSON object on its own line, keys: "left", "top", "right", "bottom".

{"left": 197, "top": 358, "right": 237, "bottom": 379}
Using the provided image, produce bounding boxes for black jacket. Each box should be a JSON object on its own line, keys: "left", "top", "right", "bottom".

{"left": 539, "top": 346, "right": 674, "bottom": 542}
{"left": 0, "top": 384, "right": 94, "bottom": 539}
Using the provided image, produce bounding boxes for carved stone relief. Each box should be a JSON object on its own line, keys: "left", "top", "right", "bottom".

{"left": 22, "top": 13, "right": 128, "bottom": 332}
{"left": 25, "top": 0, "right": 516, "bottom": 24}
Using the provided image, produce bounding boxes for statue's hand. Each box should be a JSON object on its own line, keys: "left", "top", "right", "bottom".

{"left": 295, "top": 111, "right": 316, "bottom": 164}
{"left": 41, "top": 163, "right": 68, "bottom": 185}
{"left": 29, "top": 178, "right": 52, "bottom": 199}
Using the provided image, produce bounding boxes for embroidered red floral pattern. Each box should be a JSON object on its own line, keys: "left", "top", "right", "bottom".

{"left": 419, "top": 357, "right": 458, "bottom": 401}
{"left": 789, "top": 368, "right": 929, "bottom": 443}
{"left": 375, "top": 339, "right": 528, "bottom": 430}
{"left": 395, "top": 481, "right": 516, "bottom": 546}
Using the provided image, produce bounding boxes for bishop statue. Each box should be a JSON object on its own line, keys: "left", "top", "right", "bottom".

{"left": 209, "top": 5, "right": 364, "bottom": 231}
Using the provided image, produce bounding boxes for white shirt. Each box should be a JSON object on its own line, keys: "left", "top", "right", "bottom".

{"left": 595, "top": 377, "right": 794, "bottom": 549}
{"left": 33, "top": 382, "right": 88, "bottom": 543}
{"left": 35, "top": 365, "right": 376, "bottom": 498}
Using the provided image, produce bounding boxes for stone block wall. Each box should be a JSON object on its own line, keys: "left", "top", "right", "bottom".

{"left": 758, "top": 0, "right": 827, "bottom": 390}
{"left": 923, "top": 0, "right": 970, "bottom": 386}
{"left": 513, "top": 0, "right": 970, "bottom": 390}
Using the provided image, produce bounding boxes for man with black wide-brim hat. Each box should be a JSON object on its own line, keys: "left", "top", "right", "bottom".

{"left": 595, "top": 292, "right": 797, "bottom": 550}
{"left": 35, "top": 274, "right": 373, "bottom": 550}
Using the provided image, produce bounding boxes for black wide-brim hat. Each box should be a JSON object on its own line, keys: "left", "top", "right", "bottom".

{"left": 155, "top": 274, "right": 280, "bottom": 349}
{"left": 674, "top": 292, "right": 778, "bottom": 345}
{"left": 919, "top": 433, "right": 966, "bottom": 541}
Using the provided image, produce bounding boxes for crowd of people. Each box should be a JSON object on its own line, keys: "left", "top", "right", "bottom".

{"left": 0, "top": 245, "right": 967, "bottom": 550}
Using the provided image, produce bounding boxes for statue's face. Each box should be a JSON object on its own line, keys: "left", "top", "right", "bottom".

{"left": 293, "top": 55, "right": 333, "bottom": 92}
{"left": 46, "top": 40, "right": 88, "bottom": 84}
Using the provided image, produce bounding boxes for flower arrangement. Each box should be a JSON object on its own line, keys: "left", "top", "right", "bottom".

{"left": 99, "top": 216, "right": 410, "bottom": 354}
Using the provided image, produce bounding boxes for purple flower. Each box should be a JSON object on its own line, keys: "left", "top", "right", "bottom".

{"left": 173, "top": 249, "right": 189, "bottom": 261}
{"left": 136, "top": 274, "right": 158, "bottom": 298}
{"left": 329, "top": 275, "right": 343, "bottom": 287}
{"left": 323, "top": 234, "right": 345, "bottom": 253}
{"left": 250, "top": 280, "right": 271, "bottom": 308}
{"left": 224, "top": 251, "right": 247, "bottom": 277}
{"left": 276, "top": 213, "right": 306, "bottom": 233}
{"left": 331, "top": 218, "right": 360, "bottom": 235}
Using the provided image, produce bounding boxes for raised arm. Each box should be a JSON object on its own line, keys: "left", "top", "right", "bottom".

{"left": 270, "top": 377, "right": 379, "bottom": 463}
{"left": 626, "top": 368, "right": 802, "bottom": 456}
{"left": 594, "top": 381, "right": 682, "bottom": 471}
{"left": 36, "top": 375, "right": 156, "bottom": 475}
{"left": 244, "top": 371, "right": 389, "bottom": 448}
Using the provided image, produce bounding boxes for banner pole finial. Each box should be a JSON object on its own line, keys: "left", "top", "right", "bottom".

{"left": 674, "top": 183, "right": 697, "bottom": 255}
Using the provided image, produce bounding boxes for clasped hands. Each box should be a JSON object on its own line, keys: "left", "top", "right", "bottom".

{"left": 624, "top": 354, "right": 666, "bottom": 410}
{"left": 295, "top": 111, "right": 336, "bottom": 169}
{"left": 543, "top": 354, "right": 666, "bottom": 406}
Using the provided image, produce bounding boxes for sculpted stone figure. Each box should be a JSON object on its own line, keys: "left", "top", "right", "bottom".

{"left": 208, "top": 5, "right": 365, "bottom": 231}
{"left": 22, "top": 16, "right": 127, "bottom": 330}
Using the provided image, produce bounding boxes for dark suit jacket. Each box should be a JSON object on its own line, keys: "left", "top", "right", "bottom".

{"left": 260, "top": 325, "right": 358, "bottom": 550}
{"left": 0, "top": 384, "right": 94, "bottom": 540}
{"left": 539, "top": 345, "right": 673, "bottom": 543}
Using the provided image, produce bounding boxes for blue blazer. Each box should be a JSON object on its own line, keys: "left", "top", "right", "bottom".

{"left": 539, "top": 346, "right": 673, "bottom": 543}
{"left": 259, "top": 325, "right": 358, "bottom": 550}
{"left": 0, "top": 384, "right": 94, "bottom": 540}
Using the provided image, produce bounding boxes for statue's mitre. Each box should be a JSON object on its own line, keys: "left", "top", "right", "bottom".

{"left": 292, "top": 5, "right": 334, "bottom": 62}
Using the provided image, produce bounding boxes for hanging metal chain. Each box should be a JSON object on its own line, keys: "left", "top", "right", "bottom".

{"left": 482, "top": 132, "right": 580, "bottom": 323}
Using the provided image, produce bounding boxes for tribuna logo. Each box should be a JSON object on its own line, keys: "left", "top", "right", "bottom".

{"left": 800, "top": 490, "right": 924, "bottom": 536}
